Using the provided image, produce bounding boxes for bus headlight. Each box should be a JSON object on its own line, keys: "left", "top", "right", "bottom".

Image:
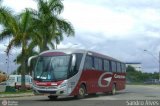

{"left": 59, "top": 82, "right": 67, "bottom": 88}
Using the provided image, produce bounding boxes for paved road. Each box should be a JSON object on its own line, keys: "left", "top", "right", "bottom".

{"left": 0, "top": 85, "right": 160, "bottom": 106}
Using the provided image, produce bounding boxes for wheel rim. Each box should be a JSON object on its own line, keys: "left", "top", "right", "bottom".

{"left": 112, "top": 87, "right": 116, "bottom": 94}
{"left": 79, "top": 88, "right": 84, "bottom": 96}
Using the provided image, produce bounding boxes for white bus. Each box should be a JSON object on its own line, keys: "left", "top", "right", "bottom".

{"left": 7, "top": 75, "right": 32, "bottom": 89}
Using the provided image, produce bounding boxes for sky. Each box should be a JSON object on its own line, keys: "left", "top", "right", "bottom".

{"left": 0, "top": 0, "right": 160, "bottom": 74}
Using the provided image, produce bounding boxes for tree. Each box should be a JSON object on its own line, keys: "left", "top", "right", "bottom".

{"left": 29, "top": 0, "right": 75, "bottom": 52}
{"left": 0, "top": 7, "right": 34, "bottom": 90}
{"left": 15, "top": 50, "right": 38, "bottom": 75}
{"left": 126, "top": 65, "right": 159, "bottom": 83}
{"left": 0, "top": 0, "right": 75, "bottom": 90}
{"left": 126, "top": 65, "right": 136, "bottom": 72}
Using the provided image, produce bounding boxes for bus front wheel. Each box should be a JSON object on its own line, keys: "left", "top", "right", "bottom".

{"left": 76, "top": 84, "right": 86, "bottom": 99}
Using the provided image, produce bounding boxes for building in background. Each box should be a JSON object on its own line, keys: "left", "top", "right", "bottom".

{"left": 125, "top": 62, "right": 142, "bottom": 71}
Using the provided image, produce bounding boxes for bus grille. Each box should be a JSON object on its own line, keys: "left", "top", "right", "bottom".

{"left": 35, "top": 85, "right": 57, "bottom": 89}
{"left": 38, "top": 90, "right": 56, "bottom": 94}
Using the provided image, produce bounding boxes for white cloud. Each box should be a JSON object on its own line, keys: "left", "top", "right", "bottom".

{"left": 0, "top": 43, "right": 7, "bottom": 54}
{"left": 142, "top": 8, "right": 160, "bottom": 21}
{"left": 57, "top": 42, "right": 85, "bottom": 49}
{"left": 2, "top": 0, "right": 37, "bottom": 13}
{"left": 62, "top": 1, "right": 135, "bottom": 39}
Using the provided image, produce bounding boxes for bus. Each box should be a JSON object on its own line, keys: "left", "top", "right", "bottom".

{"left": 28, "top": 49, "right": 126, "bottom": 100}
{"left": 15, "top": 75, "right": 32, "bottom": 90}
{"left": 7, "top": 75, "right": 32, "bottom": 89}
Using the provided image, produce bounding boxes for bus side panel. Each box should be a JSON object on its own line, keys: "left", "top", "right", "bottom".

{"left": 80, "top": 70, "right": 103, "bottom": 94}
{"left": 70, "top": 69, "right": 102, "bottom": 95}
{"left": 70, "top": 71, "right": 126, "bottom": 96}
{"left": 112, "top": 73, "right": 126, "bottom": 91}
{"left": 70, "top": 70, "right": 117, "bottom": 95}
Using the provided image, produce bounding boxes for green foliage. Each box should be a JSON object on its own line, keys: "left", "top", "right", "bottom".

{"left": 0, "top": 0, "right": 75, "bottom": 90}
{"left": 126, "top": 65, "right": 159, "bottom": 83}
{"left": 0, "top": 7, "right": 35, "bottom": 90}
{"left": 5, "top": 86, "right": 16, "bottom": 92}
{"left": 0, "top": 0, "right": 74, "bottom": 74}
{"left": 29, "top": 0, "right": 75, "bottom": 52}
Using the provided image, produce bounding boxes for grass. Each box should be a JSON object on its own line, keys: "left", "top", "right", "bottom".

{"left": 0, "top": 90, "right": 32, "bottom": 94}
{"left": 127, "top": 82, "right": 160, "bottom": 86}
{"left": 127, "top": 82, "right": 143, "bottom": 85}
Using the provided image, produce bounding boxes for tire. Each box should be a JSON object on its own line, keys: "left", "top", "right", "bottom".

{"left": 111, "top": 84, "right": 116, "bottom": 95}
{"left": 76, "top": 84, "right": 86, "bottom": 99}
{"left": 48, "top": 95, "right": 58, "bottom": 100}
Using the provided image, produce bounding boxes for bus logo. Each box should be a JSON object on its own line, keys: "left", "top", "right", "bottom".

{"left": 114, "top": 74, "right": 125, "bottom": 79}
{"left": 98, "top": 72, "right": 113, "bottom": 87}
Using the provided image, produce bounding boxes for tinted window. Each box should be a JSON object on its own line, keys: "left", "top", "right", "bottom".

{"left": 34, "top": 55, "right": 70, "bottom": 81}
{"left": 69, "top": 53, "right": 83, "bottom": 77}
{"left": 117, "top": 62, "right": 121, "bottom": 72}
{"left": 104, "top": 60, "right": 110, "bottom": 71}
{"left": 75, "top": 54, "right": 83, "bottom": 70}
{"left": 84, "top": 55, "right": 93, "bottom": 70}
{"left": 94, "top": 57, "right": 102, "bottom": 71}
{"left": 121, "top": 63, "right": 126, "bottom": 73}
{"left": 111, "top": 61, "right": 117, "bottom": 72}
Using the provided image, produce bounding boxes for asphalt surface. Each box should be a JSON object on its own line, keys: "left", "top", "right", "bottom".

{"left": 0, "top": 85, "right": 160, "bottom": 106}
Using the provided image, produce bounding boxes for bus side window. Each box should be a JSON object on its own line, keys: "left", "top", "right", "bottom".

{"left": 94, "top": 57, "right": 102, "bottom": 71}
{"left": 75, "top": 54, "right": 83, "bottom": 71}
{"left": 84, "top": 55, "right": 93, "bottom": 70}
{"left": 111, "top": 61, "right": 117, "bottom": 72}
{"left": 121, "top": 63, "right": 126, "bottom": 73}
{"left": 117, "top": 62, "right": 121, "bottom": 73}
{"left": 104, "top": 59, "right": 110, "bottom": 72}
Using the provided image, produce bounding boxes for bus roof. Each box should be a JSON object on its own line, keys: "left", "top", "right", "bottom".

{"left": 40, "top": 49, "right": 123, "bottom": 63}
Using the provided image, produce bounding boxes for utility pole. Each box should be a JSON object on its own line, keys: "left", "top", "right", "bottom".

{"left": 5, "top": 51, "right": 10, "bottom": 75}
{"left": 159, "top": 51, "right": 160, "bottom": 82}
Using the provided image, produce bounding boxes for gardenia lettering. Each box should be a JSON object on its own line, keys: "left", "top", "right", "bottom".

{"left": 114, "top": 74, "right": 125, "bottom": 79}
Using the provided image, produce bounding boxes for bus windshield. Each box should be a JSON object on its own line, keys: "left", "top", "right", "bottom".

{"left": 34, "top": 55, "right": 71, "bottom": 81}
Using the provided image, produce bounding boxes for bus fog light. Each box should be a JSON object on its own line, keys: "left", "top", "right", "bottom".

{"left": 60, "top": 91, "right": 64, "bottom": 94}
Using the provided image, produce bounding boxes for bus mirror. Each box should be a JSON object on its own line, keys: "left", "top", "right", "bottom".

{"left": 72, "top": 54, "right": 76, "bottom": 67}
{"left": 28, "top": 55, "right": 38, "bottom": 67}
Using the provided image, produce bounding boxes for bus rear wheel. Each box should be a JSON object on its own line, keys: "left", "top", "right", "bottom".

{"left": 76, "top": 84, "right": 86, "bottom": 99}
{"left": 48, "top": 95, "right": 58, "bottom": 100}
{"left": 111, "top": 84, "right": 116, "bottom": 95}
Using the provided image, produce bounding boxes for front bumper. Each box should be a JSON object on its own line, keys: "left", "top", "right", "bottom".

{"left": 32, "top": 84, "right": 71, "bottom": 96}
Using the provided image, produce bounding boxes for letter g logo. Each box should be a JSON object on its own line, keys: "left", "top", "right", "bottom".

{"left": 98, "top": 72, "right": 113, "bottom": 87}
